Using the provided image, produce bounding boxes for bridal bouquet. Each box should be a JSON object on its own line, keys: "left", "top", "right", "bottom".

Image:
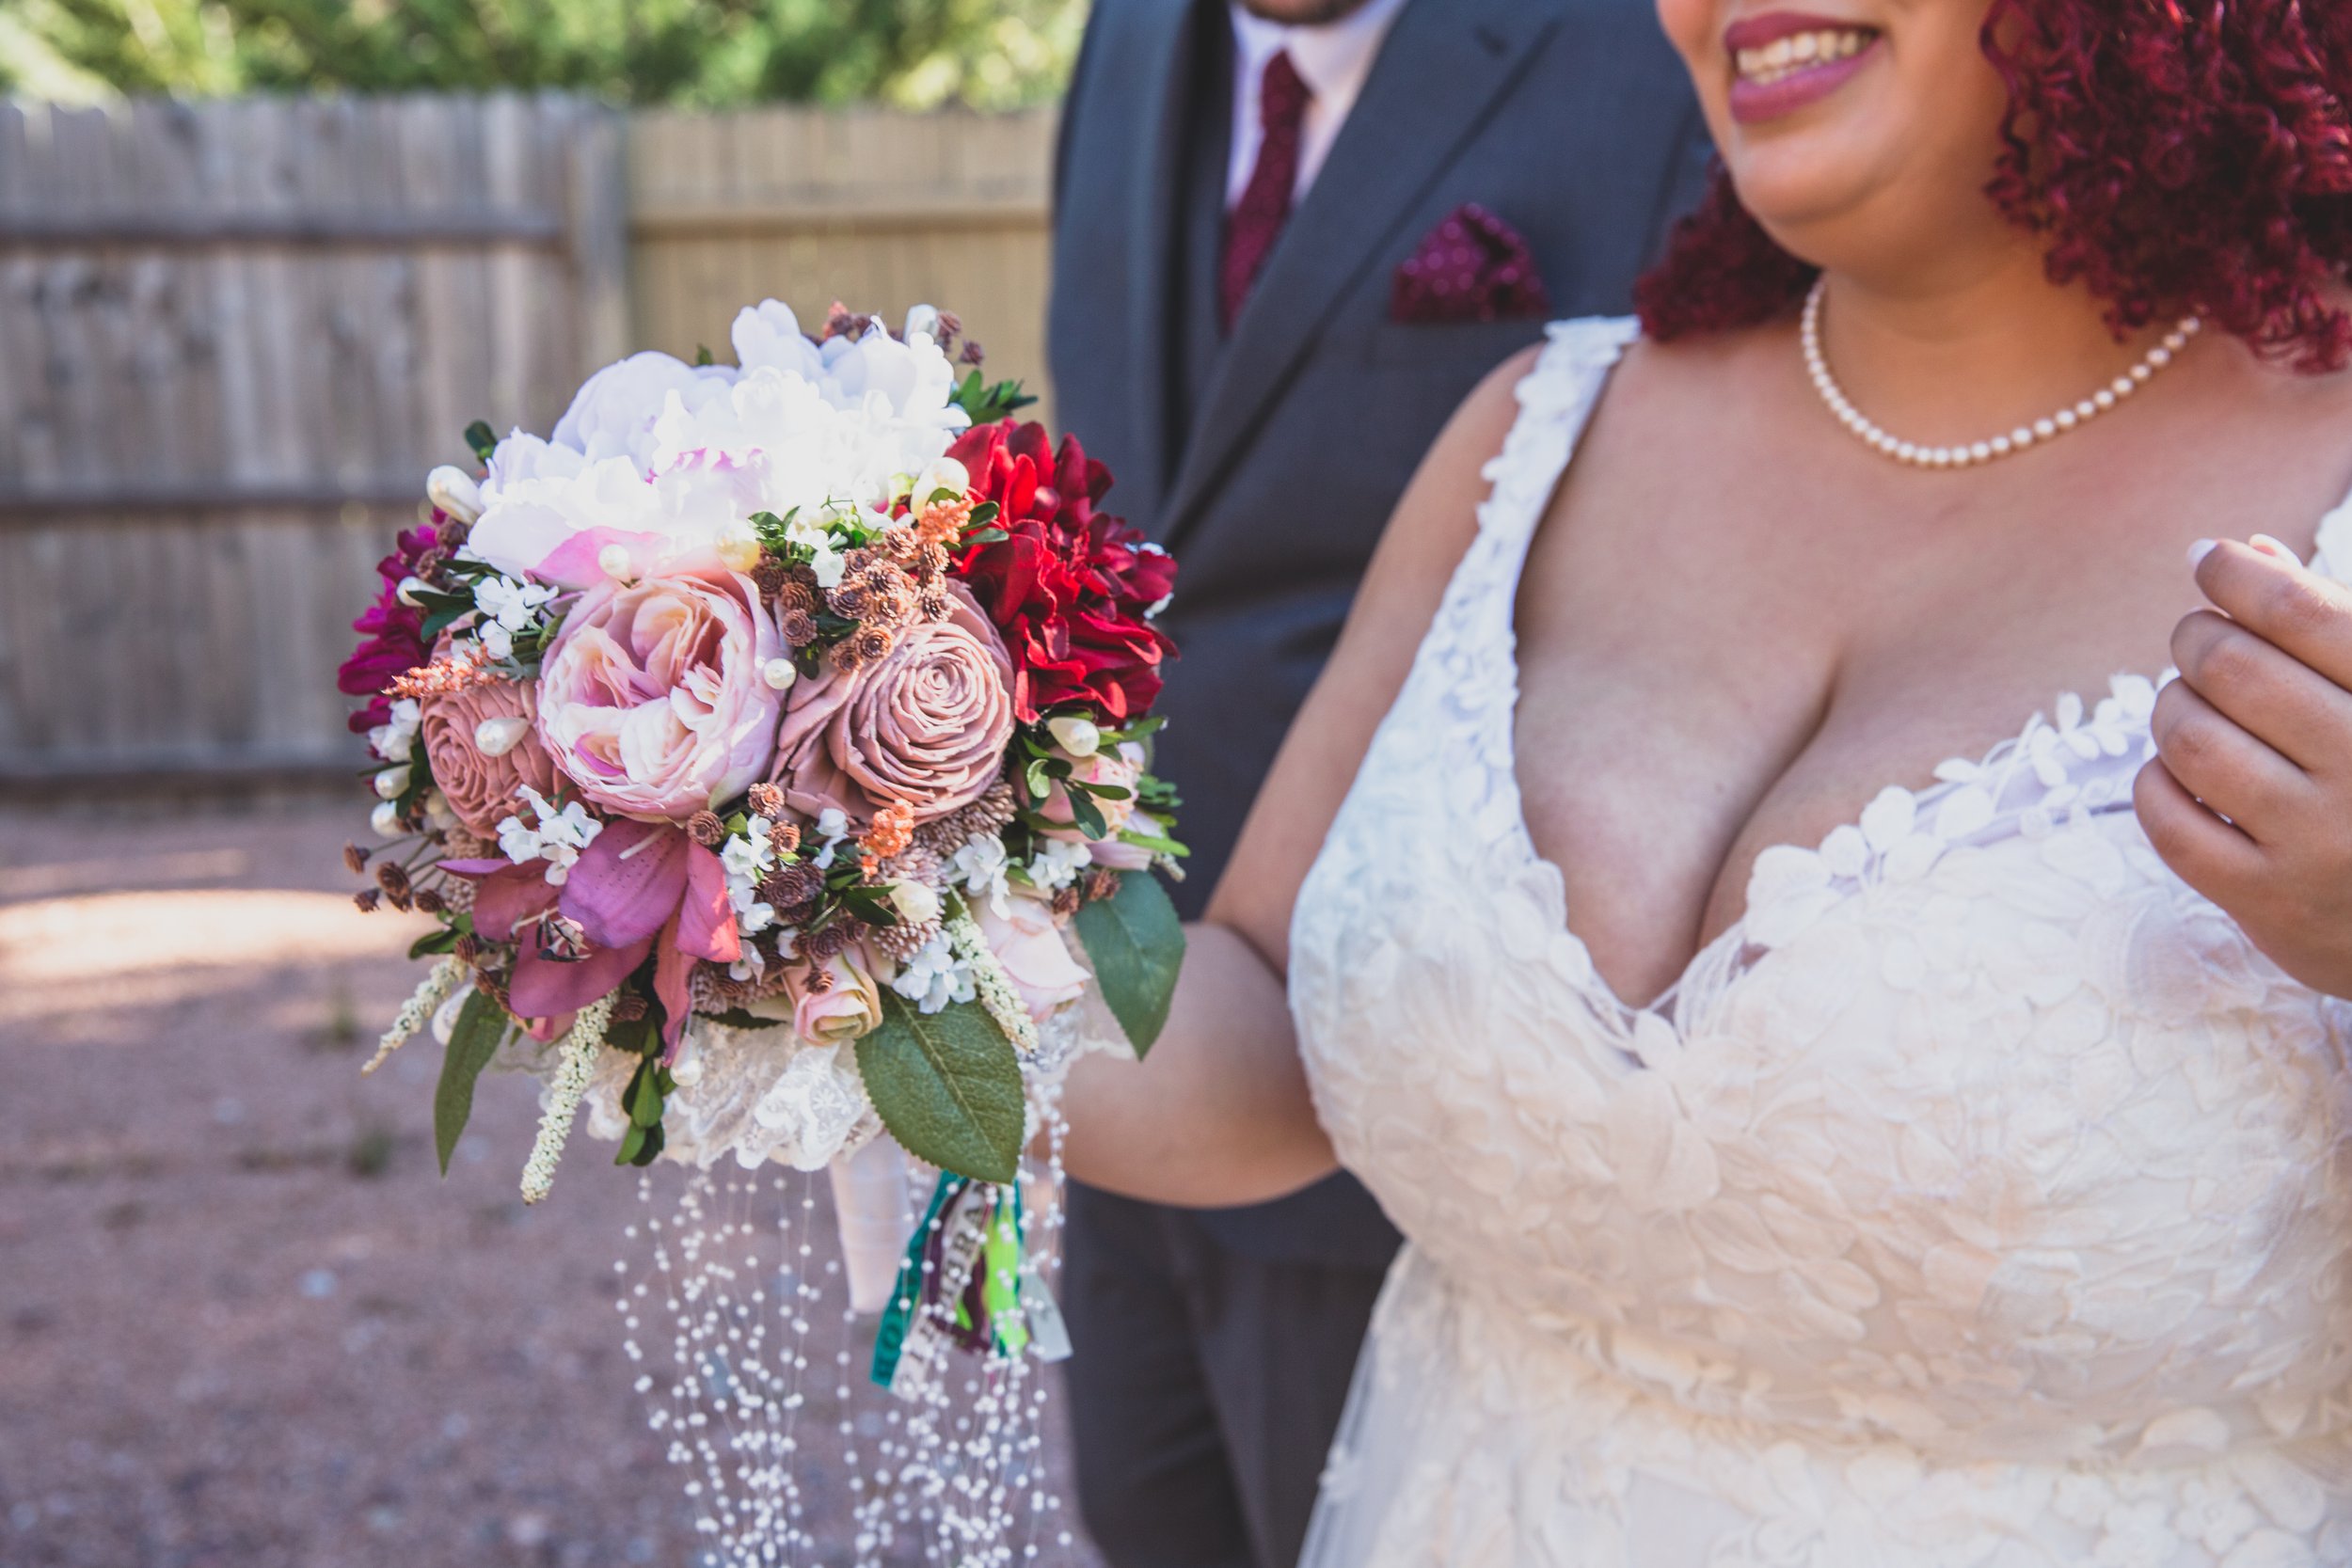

{"left": 340, "top": 301, "right": 1184, "bottom": 1371}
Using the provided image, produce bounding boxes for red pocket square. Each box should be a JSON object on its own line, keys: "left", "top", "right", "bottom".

{"left": 1391, "top": 203, "right": 1553, "bottom": 325}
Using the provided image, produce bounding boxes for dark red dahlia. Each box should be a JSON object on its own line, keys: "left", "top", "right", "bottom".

{"left": 338, "top": 523, "right": 439, "bottom": 733}
{"left": 946, "top": 420, "right": 1176, "bottom": 723}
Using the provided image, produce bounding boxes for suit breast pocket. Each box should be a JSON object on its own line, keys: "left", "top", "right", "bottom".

{"left": 1363, "top": 316, "right": 1550, "bottom": 372}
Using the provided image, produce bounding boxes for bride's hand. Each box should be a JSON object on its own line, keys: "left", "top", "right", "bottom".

{"left": 2137, "top": 536, "right": 2352, "bottom": 996}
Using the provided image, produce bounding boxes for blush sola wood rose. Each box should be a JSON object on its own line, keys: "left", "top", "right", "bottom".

{"left": 338, "top": 299, "right": 1188, "bottom": 1566}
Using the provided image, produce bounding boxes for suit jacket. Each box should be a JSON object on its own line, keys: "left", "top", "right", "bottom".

{"left": 1049, "top": 0, "right": 1712, "bottom": 1265}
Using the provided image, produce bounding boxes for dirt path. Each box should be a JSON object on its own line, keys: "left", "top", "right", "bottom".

{"left": 0, "top": 802, "right": 1104, "bottom": 1568}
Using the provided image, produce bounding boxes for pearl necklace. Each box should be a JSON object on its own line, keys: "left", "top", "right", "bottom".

{"left": 1801, "top": 277, "right": 2201, "bottom": 469}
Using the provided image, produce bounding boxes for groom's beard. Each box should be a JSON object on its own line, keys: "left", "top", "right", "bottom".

{"left": 1233, "top": 0, "right": 1379, "bottom": 24}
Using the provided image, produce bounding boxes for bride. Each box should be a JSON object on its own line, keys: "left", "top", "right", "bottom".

{"left": 1060, "top": 0, "right": 2352, "bottom": 1561}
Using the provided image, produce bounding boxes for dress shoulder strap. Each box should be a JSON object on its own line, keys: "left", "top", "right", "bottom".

{"left": 1474, "top": 316, "right": 1638, "bottom": 554}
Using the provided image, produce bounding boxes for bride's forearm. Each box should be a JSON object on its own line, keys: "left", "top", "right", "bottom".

{"left": 1057, "top": 919, "right": 1336, "bottom": 1208}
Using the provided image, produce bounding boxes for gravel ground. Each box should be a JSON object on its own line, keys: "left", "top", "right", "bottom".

{"left": 0, "top": 800, "right": 1104, "bottom": 1568}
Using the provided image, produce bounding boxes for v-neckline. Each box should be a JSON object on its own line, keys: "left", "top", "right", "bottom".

{"left": 1491, "top": 327, "right": 2352, "bottom": 1028}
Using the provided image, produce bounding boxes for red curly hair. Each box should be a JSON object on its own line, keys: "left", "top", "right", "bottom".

{"left": 1635, "top": 0, "right": 2352, "bottom": 370}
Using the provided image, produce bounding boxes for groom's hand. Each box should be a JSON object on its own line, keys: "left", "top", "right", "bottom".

{"left": 2137, "top": 535, "right": 2352, "bottom": 998}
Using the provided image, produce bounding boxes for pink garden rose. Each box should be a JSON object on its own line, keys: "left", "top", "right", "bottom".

{"left": 536, "top": 569, "right": 783, "bottom": 822}
{"left": 787, "top": 950, "right": 883, "bottom": 1046}
{"left": 976, "top": 895, "right": 1089, "bottom": 1019}
{"left": 770, "top": 582, "right": 1015, "bottom": 825}
{"left": 420, "top": 673, "right": 560, "bottom": 837}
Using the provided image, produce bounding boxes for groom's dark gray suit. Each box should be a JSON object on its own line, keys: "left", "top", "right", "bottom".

{"left": 1046, "top": 2, "right": 1708, "bottom": 1562}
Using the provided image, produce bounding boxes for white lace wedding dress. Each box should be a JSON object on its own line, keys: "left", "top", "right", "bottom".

{"left": 1289, "top": 318, "right": 2352, "bottom": 1567}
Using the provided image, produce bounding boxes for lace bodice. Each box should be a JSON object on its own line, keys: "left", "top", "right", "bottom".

{"left": 1289, "top": 319, "right": 2352, "bottom": 1567}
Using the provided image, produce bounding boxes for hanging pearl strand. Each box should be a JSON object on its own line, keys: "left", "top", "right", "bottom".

{"left": 1802, "top": 277, "right": 2201, "bottom": 469}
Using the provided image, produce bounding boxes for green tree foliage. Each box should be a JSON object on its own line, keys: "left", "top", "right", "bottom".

{"left": 4, "top": 0, "right": 1087, "bottom": 107}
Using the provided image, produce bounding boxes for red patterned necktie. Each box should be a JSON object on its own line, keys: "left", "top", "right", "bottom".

{"left": 1220, "top": 48, "right": 1314, "bottom": 333}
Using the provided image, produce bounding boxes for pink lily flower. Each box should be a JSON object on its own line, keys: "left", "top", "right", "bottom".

{"left": 443, "top": 818, "right": 739, "bottom": 1055}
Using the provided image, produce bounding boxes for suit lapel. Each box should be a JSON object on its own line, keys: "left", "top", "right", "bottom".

{"left": 1122, "top": 0, "right": 1206, "bottom": 524}
{"left": 1157, "top": 0, "right": 1567, "bottom": 550}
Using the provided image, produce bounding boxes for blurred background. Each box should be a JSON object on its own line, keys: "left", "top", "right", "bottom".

{"left": 0, "top": 6, "right": 1095, "bottom": 1564}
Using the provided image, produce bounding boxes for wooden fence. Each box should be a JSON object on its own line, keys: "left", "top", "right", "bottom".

{"left": 0, "top": 96, "right": 1057, "bottom": 791}
{"left": 630, "top": 107, "right": 1056, "bottom": 420}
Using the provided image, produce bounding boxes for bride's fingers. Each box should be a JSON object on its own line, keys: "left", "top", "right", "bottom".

{"left": 2146, "top": 677, "right": 2307, "bottom": 841}
{"left": 2169, "top": 608, "right": 2352, "bottom": 775}
{"left": 2191, "top": 537, "right": 2352, "bottom": 694}
{"left": 2134, "top": 753, "right": 2264, "bottom": 901}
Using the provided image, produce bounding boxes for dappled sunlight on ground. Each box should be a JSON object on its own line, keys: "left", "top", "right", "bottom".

{"left": 0, "top": 800, "right": 1099, "bottom": 1568}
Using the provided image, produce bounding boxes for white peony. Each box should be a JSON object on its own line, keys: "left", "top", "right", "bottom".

{"left": 549, "top": 350, "right": 737, "bottom": 472}
{"left": 458, "top": 298, "right": 969, "bottom": 590}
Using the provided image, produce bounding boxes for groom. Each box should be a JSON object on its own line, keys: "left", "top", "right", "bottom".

{"left": 1046, "top": 1, "right": 1708, "bottom": 1562}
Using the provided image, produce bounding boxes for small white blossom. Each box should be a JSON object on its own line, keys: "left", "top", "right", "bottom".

{"left": 496, "top": 785, "right": 604, "bottom": 884}
{"left": 951, "top": 834, "right": 1013, "bottom": 919}
{"left": 717, "top": 817, "right": 782, "bottom": 939}
{"left": 891, "top": 932, "right": 976, "bottom": 1015}
{"left": 371, "top": 800, "right": 404, "bottom": 838}
{"left": 811, "top": 807, "right": 850, "bottom": 870}
{"left": 722, "top": 824, "right": 775, "bottom": 883}
{"left": 474, "top": 574, "right": 558, "bottom": 632}
{"left": 1029, "top": 837, "right": 1091, "bottom": 894}
{"left": 373, "top": 765, "right": 412, "bottom": 800}
{"left": 368, "top": 698, "right": 423, "bottom": 763}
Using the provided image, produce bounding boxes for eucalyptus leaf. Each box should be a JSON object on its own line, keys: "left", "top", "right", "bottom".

{"left": 1074, "top": 872, "right": 1185, "bottom": 1057}
{"left": 434, "top": 991, "right": 509, "bottom": 1176}
{"left": 854, "top": 993, "right": 1025, "bottom": 1183}
{"left": 463, "top": 420, "right": 496, "bottom": 464}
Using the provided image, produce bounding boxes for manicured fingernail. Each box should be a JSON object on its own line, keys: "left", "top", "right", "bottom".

{"left": 2251, "top": 532, "right": 2302, "bottom": 563}
{"left": 2187, "top": 538, "right": 2218, "bottom": 569}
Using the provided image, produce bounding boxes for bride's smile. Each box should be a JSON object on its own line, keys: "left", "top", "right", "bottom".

{"left": 1723, "top": 14, "right": 1881, "bottom": 123}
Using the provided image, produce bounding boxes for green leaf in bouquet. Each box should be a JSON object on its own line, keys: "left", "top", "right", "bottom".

{"left": 967, "top": 501, "right": 1001, "bottom": 529}
{"left": 615, "top": 1120, "right": 666, "bottom": 1167}
{"left": 626, "top": 1061, "right": 666, "bottom": 1129}
{"left": 1074, "top": 872, "right": 1185, "bottom": 1057}
{"left": 1064, "top": 787, "right": 1108, "bottom": 841}
{"left": 420, "top": 606, "right": 469, "bottom": 644}
{"left": 963, "top": 528, "right": 1011, "bottom": 546}
{"left": 1116, "top": 826, "right": 1190, "bottom": 859}
{"left": 694, "top": 344, "right": 716, "bottom": 367}
{"left": 408, "top": 926, "right": 462, "bottom": 959}
{"left": 855, "top": 993, "right": 1025, "bottom": 1183}
{"left": 434, "top": 990, "right": 510, "bottom": 1176}
{"left": 463, "top": 420, "right": 497, "bottom": 465}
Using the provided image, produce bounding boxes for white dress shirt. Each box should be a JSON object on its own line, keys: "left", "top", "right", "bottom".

{"left": 1224, "top": 0, "right": 1412, "bottom": 210}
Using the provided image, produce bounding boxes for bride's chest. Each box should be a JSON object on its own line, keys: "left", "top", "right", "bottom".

{"left": 1505, "top": 506, "right": 2199, "bottom": 1008}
